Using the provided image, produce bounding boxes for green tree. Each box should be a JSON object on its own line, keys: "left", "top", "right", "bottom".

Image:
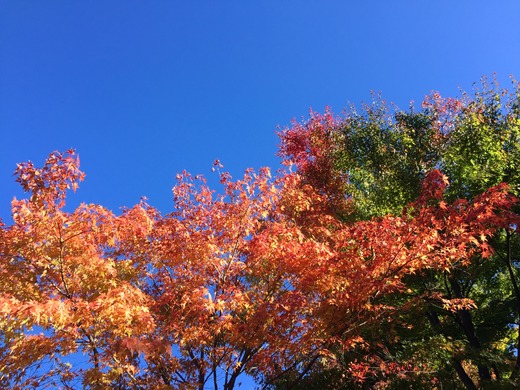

{"left": 276, "top": 76, "right": 520, "bottom": 389}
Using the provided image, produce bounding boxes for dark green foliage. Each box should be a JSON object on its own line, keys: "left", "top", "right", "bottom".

{"left": 272, "top": 77, "right": 520, "bottom": 389}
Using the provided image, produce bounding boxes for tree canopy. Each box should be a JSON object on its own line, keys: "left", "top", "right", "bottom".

{"left": 277, "top": 76, "right": 520, "bottom": 389}
{"left": 1, "top": 78, "right": 519, "bottom": 389}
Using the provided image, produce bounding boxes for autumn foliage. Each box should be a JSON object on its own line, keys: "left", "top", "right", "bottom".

{"left": 1, "top": 82, "right": 519, "bottom": 389}
{"left": 276, "top": 78, "right": 520, "bottom": 389}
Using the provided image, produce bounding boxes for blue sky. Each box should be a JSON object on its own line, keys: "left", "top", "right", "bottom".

{"left": 1, "top": 1, "right": 519, "bottom": 222}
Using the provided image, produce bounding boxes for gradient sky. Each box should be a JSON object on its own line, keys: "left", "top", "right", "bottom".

{"left": 1, "top": 1, "right": 520, "bottom": 222}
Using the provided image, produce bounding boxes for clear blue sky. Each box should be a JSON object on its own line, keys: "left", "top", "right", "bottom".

{"left": 1, "top": 1, "right": 520, "bottom": 222}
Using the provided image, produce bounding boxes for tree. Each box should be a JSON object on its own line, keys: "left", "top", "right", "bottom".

{"left": 277, "top": 76, "right": 520, "bottom": 388}
{"left": 0, "top": 82, "right": 518, "bottom": 389}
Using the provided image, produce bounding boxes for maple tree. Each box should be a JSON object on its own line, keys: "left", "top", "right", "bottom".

{"left": 0, "top": 80, "right": 519, "bottom": 390}
{"left": 277, "top": 77, "right": 520, "bottom": 388}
